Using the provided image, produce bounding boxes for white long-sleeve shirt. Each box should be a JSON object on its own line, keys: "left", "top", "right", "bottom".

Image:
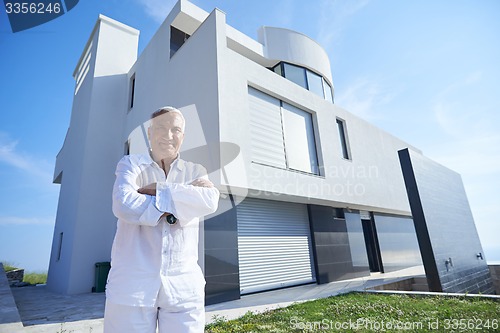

{"left": 106, "top": 154, "right": 220, "bottom": 307}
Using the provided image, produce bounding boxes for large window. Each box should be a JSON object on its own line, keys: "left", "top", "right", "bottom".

{"left": 272, "top": 62, "right": 334, "bottom": 103}
{"left": 248, "top": 87, "right": 319, "bottom": 175}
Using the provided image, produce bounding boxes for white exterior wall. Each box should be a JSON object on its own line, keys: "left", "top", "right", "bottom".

{"left": 47, "top": 17, "right": 139, "bottom": 294}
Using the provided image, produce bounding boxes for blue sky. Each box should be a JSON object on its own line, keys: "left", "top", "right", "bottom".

{"left": 1, "top": 0, "right": 499, "bottom": 272}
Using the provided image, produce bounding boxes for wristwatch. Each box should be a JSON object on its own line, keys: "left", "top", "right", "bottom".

{"left": 166, "top": 214, "right": 177, "bottom": 225}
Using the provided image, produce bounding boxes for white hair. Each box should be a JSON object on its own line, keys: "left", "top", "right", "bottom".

{"left": 151, "top": 106, "right": 185, "bottom": 132}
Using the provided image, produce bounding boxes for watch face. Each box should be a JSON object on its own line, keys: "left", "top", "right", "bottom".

{"left": 167, "top": 214, "right": 177, "bottom": 225}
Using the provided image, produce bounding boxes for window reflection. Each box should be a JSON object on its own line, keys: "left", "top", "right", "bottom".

{"left": 283, "top": 63, "right": 307, "bottom": 89}
{"left": 272, "top": 62, "right": 334, "bottom": 103}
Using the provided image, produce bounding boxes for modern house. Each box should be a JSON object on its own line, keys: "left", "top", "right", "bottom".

{"left": 47, "top": 0, "right": 494, "bottom": 303}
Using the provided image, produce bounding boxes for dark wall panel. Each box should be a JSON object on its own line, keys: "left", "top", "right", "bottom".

{"left": 309, "top": 205, "right": 370, "bottom": 284}
{"left": 399, "top": 148, "right": 494, "bottom": 294}
{"left": 204, "top": 196, "right": 240, "bottom": 305}
{"left": 373, "top": 214, "right": 423, "bottom": 273}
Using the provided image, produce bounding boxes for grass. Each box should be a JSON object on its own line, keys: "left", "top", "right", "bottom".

{"left": 3, "top": 263, "right": 17, "bottom": 272}
{"left": 205, "top": 292, "right": 500, "bottom": 332}
{"left": 23, "top": 272, "right": 48, "bottom": 285}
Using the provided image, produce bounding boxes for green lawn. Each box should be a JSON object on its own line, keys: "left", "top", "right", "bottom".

{"left": 205, "top": 292, "right": 499, "bottom": 332}
{"left": 22, "top": 272, "right": 48, "bottom": 285}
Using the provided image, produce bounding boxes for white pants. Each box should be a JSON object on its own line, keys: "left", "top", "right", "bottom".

{"left": 103, "top": 286, "right": 204, "bottom": 333}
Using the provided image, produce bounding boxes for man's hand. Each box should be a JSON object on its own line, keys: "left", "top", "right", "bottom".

{"left": 137, "top": 183, "right": 157, "bottom": 196}
{"left": 190, "top": 178, "right": 214, "bottom": 188}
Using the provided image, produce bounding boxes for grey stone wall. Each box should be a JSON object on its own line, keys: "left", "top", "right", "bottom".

{"left": 488, "top": 265, "right": 500, "bottom": 294}
{"left": 6, "top": 269, "right": 24, "bottom": 285}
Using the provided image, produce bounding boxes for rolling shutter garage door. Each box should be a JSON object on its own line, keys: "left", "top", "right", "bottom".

{"left": 237, "top": 198, "right": 316, "bottom": 294}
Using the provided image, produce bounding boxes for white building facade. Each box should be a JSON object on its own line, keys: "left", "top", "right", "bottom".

{"left": 48, "top": 0, "right": 492, "bottom": 302}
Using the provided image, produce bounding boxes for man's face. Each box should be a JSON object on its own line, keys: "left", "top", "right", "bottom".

{"left": 149, "top": 112, "right": 185, "bottom": 163}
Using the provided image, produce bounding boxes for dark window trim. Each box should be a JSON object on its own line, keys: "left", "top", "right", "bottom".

{"left": 57, "top": 232, "right": 63, "bottom": 261}
{"left": 129, "top": 74, "right": 135, "bottom": 111}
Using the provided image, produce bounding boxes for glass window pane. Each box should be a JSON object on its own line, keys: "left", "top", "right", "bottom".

{"left": 337, "top": 118, "right": 350, "bottom": 160}
{"left": 170, "top": 26, "right": 190, "bottom": 58}
{"left": 323, "top": 78, "right": 334, "bottom": 103}
{"left": 272, "top": 63, "right": 282, "bottom": 76}
{"left": 283, "top": 63, "right": 307, "bottom": 89}
{"left": 306, "top": 70, "right": 324, "bottom": 98}
{"left": 282, "top": 102, "right": 319, "bottom": 174}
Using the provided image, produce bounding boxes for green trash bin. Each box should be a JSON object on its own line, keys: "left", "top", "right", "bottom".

{"left": 93, "top": 262, "right": 111, "bottom": 293}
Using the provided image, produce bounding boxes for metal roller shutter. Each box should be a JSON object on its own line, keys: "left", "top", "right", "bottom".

{"left": 237, "top": 198, "right": 316, "bottom": 294}
{"left": 248, "top": 87, "right": 287, "bottom": 169}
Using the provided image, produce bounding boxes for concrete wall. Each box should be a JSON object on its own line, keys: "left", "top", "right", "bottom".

{"left": 399, "top": 148, "right": 494, "bottom": 294}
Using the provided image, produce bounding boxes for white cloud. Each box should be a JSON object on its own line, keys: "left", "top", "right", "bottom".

{"left": 316, "top": 0, "right": 370, "bottom": 48}
{"left": 0, "top": 131, "right": 54, "bottom": 182}
{"left": 427, "top": 72, "right": 500, "bottom": 261}
{"left": 335, "top": 77, "right": 396, "bottom": 120}
{"left": 430, "top": 71, "right": 500, "bottom": 174}
{"left": 0, "top": 216, "right": 54, "bottom": 226}
{"left": 134, "top": 0, "right": 177, "bottom": 23}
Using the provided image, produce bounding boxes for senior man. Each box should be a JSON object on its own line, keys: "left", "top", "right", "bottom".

{"left": 104, "top": 106, "right": 220, "bottom": 333}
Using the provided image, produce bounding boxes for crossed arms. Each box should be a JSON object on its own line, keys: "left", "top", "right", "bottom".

{"left": 112, "top": 156, "right": 220, "bottom": 227}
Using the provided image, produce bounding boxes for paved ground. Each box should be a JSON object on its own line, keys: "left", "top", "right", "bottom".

{"left": 5, "top": 266, "right": 425, "bottom": 333}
